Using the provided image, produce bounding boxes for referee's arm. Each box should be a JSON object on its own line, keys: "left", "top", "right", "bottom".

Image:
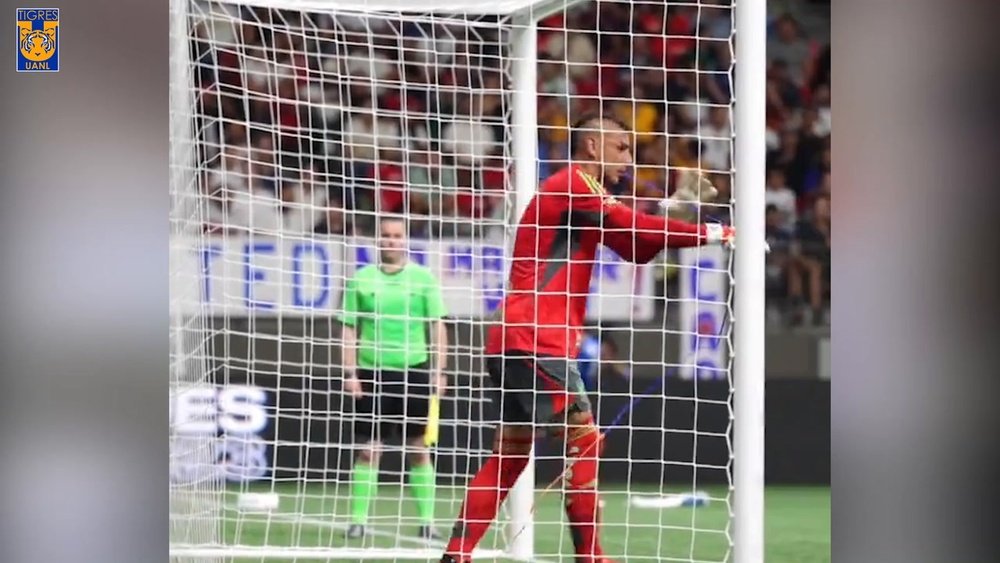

{"left": 340, "top": 275, "right": 362, "bottom": 398}
{"left": 425, "top": 273, "right": 449, "bottom": 395}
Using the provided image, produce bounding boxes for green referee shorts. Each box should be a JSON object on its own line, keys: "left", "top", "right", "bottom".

{"left": 485, "top": 352, "right": 592, "bottom": 428}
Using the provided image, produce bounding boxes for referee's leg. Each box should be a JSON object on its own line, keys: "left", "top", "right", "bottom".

{"left": 404, "top": 367, "right": 441, "bottom": 539}
{"left": 347, "top": 373, "right": 381, "bottom": 538}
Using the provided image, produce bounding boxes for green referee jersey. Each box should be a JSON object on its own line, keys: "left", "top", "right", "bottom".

{"left": 339, "top": 262, "right": 447, "bottom": 370}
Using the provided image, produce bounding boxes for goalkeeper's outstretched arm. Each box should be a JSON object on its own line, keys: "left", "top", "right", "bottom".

{"left": 567, "top": 113, "right": 734, "bottom": 264}
{"left": 571, "top": 170, "right": 733, "bottom": 263}
{"left": 597, "top": 192, "right": 731, "bottom": 259}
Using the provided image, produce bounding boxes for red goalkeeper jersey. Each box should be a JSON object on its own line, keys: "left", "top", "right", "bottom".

{"left": 485, "top": 164, "right": 712, "bottom": 358}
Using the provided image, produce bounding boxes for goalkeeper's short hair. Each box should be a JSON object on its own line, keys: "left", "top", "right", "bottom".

{"left": 569, "top": 111, "right": 629, "bottom": 157}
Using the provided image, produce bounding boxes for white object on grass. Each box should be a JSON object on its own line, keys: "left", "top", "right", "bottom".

{"left": 629, "top": 491, "right": 711, "bottom": 509}
{"left": 237, "top": 492, "right": 280, "bottom": 513}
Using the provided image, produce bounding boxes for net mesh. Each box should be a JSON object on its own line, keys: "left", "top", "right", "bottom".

{"left": 170, "top": 0, "right": 736, "bottom": 560}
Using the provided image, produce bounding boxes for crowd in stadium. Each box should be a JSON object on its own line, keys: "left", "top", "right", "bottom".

{"left": 191, "top": 1, "right": 830, "bottom": 326}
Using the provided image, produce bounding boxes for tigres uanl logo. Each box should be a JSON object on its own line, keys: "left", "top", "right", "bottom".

{"left": 16, "top": 8, "right": 59, "bottom": 72}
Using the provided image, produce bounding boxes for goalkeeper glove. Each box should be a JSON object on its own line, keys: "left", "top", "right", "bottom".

{"left": 705, "top": 223, "right": 736, "bottom": 248}
{"left": 704, "top": 224, "right": 773, "bottom": 253}
{"left": 659, "top": 169, "right": 719, "bottom": 215}
{"left": 677, "top": 168, "right": 719, "bottom": 202}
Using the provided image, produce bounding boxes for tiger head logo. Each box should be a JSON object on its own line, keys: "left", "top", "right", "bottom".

{"left": 19, "top": 26, "right": 56, "bottom": 62}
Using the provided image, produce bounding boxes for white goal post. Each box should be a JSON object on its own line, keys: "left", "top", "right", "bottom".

{"left": 168, "top": 0, "right": 766, "bottom": 560}
{"left": 733, "top": 0, "right": 766, "bottom": 561}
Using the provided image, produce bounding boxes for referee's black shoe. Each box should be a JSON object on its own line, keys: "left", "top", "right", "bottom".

{"left": 418, "top": 524, "right": 443, "bottom": 541}
{"left": 345, "top": 524, "right": 367, "bottom": 539}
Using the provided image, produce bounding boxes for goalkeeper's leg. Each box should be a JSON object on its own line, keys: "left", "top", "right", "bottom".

{"left": 529, "top": 356, "right": 610, "bottom": 561}
{"left": 442, "top": 424, "right": 533, "bottom": 561}
{"left": 559, "top": 408, "right": 608, "bottom": 562}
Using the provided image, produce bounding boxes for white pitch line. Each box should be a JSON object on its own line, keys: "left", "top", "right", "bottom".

{"left": 225, "top": 504, "right": 558, "bottom": 563}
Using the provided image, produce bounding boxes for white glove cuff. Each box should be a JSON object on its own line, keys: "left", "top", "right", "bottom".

{"left": 705, "top": 223, "right": 725, "bottom": 243}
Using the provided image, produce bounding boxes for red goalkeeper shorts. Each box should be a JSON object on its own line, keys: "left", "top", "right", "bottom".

{"left": 485, "top": 352, "right": 592, "bottom": 427}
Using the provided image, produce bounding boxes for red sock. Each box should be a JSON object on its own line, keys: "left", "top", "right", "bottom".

{"left": 445, "top": 437, "right": 531, "bottom": 560}
{"left": 563, "top": 422, "right": 605, "bottom": 561}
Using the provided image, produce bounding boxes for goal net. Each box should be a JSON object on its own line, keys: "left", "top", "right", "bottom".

{"left": 169, "top": 0, "right": 752, "bottom": 560}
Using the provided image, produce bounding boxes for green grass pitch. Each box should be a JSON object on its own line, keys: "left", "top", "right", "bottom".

{"left": 222, "top": 482, "right": 828, "bottom": 562}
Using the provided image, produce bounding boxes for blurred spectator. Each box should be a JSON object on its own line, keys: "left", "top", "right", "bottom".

{"left": 701, "top": 40, "right": 733, "bottom": 104}
{"left": 452, "top": 156, "right": 505, "bottom": 222}
{"left": 541, "top": 32, "right": 597, "bottom": 80}
{"left": 226, "top": 179, "right": 284, "bottom": 233}
{"left": 408, "top": 25, "right": 456, "bottom": 67}
{"left": 202, "top": 147, "right": 247, "bottom": 233}
{"left": 374, "top": 148, "right": 407, "bottom": 214}
{"left": 767, "top": 59, "right": 803, "bottom": 118}
{"left": 635, "top": 136, "right": 668, "bottom": 198}
{"left": 408, "top": 150, "right": 458, "bottom": 219}
{"left": 441, "top": 96, "right": 500, "bottom": 165}
{"left": 303, "top": 79, "right": 343, "bottom": 132}
{"left": 634, "top": 67, "right": 666, "bottom": 105}
{"left": 342, "top": 106, "right": 402, "bottom": 164}
{"left": 671, "top": 72, "right": 705, "bottom": 126}
{"left": 765, "top": 167, "right": 797, "bottom": 232}
{"left": 789, "top": 195, "right": 831, "bottom": 325}
{"left": 538, "top": 138, "right": 569, "bottom": 182}
{"left": 819, "top": 170, "right": 831, "bottom": 197}
{"left": 698, "top": 105, "right": 731, "bottom": 173}
{"left": 700, "top": 0, "right": 732, "bottom": 40}
{"left": 707, "top": 173, "right": 732, "bottom": 223}
{"left": 313, "top": 193, "right": 349, "bottom": 236}
{"left": 770, "top": 128, "right": 798, "bottom": 174}
{"left": 609, "top": 82, "right": 660, "bottom": 146}
{"left": 812, "top": 84, "right": 832, "bottom": 137}
{"left": 631, "top": 139, "right": 668, "bottom": 215}
{"left": 539, "top": 58, "right": 575, "bottom": 96}
{"left": 341, "top": 48, "right": 396, "bottom": 97}
{"left": 248, "top": 132, "right": 277, "bottom": 192}
{"left": 537, "top": 96, "right": 570, "bottom": 162}
{"left": 765, "top": 204, "right": 794, "bottom": 323}
{"left": 767, "top": 14, "right": 816, "bottom": 89}
{"left": 241, "top": 45, "right": 274, "bottom": 95}
{"left": 479, "top": 156, "right": 508, "bottom": 219}
{"left": 668, "top": 135, "right": 698, "bottom": 170}
{"left": 794, "top": 109, "right": 828, "bottom": 195}
{"left": 810, "top": 43, "right": 831, "bottom": 92}
{"left": 281, "top": 163, "right": 331, "bottom": 235}
{"left": 659, "top": 6, "right": 697, "bottom": 68}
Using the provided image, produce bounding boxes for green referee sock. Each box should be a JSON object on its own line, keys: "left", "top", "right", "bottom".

{"left": 407, "top": 462, "right": 437, "bottom": 524}
{"left": 350, "top": 462, "right": 378, "bottom": 525}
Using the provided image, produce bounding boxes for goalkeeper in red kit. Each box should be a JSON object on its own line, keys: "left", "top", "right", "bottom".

{"left": 439, "top": 114, "right": 734, "bottom": 563}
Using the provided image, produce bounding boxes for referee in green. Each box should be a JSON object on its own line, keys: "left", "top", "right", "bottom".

{"left": 340, "top": 215, "right": 449, "bottom": 541}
